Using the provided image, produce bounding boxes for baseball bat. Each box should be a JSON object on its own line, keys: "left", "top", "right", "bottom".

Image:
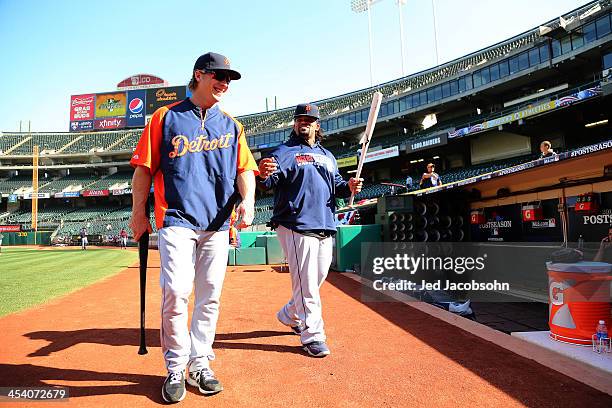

{"left": 348, "top": 91, "right": 383, "bottom": 207}
{"left": 138, "top": 199, "right": 150, "bottom": 355}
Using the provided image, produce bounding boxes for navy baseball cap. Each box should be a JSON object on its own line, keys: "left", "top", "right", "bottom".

{"left": 294, "top": 103, "right": 320, "bottom": 120}
{"left": 193, "top": 52, "right": 241, "bottom": 80}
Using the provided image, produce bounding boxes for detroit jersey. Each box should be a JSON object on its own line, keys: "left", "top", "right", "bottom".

{"left": 130, "top": 99, "right": 258, "bottom": 231}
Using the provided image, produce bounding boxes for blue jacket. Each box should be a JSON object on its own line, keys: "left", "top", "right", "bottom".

{"left": 260, "top": 134, "right": 351, "bottom": 233}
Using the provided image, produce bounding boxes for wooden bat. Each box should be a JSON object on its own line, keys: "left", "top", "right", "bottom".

{"left": 138, "top": 199, "right": 150, "bottom": 355}
{"left": 348, "top": 91, "right": 383, "bottom": 207}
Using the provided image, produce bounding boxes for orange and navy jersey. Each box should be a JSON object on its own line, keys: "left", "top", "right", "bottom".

{"left": 130, "top": 99, "right": 258, "bottom": 231}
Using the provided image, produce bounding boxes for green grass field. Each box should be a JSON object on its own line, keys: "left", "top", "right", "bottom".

{"left": 0, "top": 247, "right": 138, "bottom": 317}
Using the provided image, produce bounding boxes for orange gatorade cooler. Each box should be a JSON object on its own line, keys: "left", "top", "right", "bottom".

{"left": 547, "top": 262, "right": 612, "bottom": 345}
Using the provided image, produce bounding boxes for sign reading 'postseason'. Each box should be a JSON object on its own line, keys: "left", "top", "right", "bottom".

{"left": 69, "top": 120, "right": 94, "bottom": 132}
{"left": 146, "top": 86, "right": 186, "bottom": 115}
{"left": 94, "top": 117, "right": 126, "bottom": 130}
{"left": 70, "top": 94, "right": 95, "bottom": 121}
{"left": 95, "top": 92, "right": 127, "bottom": 118}
{"left": 126, "top": 90, "right": 146, "bottom": 128}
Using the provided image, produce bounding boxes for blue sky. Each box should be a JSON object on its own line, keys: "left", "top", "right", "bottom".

{"left": 0, "top": 0, "right": 587, "bottom": 132}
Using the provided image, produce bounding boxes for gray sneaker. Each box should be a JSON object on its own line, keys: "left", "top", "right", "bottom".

{"left": 303, "top": 341, "right": 331, "bottom": 357}
{"left": 187, "top": 367, "right": 223, "bottom": 395}
{"left": 162, "top": 371, "right": 186, "bottom": 403}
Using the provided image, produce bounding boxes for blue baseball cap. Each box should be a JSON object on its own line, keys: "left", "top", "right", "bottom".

{"left": 294, "top": 103, "right": 320, "bottom": 120}
{"left": 193, "top": 52, "right": 241, "bottom": 80}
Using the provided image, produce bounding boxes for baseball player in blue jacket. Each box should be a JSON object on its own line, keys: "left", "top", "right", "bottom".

{"left": 258, "top": 103, "right": 363, "bottom": 357}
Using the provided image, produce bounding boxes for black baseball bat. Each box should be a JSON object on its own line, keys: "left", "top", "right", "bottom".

{"left": 138, "top": 199, "right": 150, "bottom": 355}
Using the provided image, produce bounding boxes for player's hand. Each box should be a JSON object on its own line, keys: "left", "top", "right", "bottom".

{"left": 349, "top": 177, "right": 363, "bottom": 194}
{"left": 129, "top": 213, "right": 153, "bottom": 242}
{"left": 600, "top": 236, "right": 612, "bottom": 249}
{"left": 236, "top": 198, "right": 255, "bottom": 228}
{"left": 258, "top": 158, "right": 277, "bottom": 179}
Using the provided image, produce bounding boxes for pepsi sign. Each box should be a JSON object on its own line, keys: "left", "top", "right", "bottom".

{"left": 126, "top": 90, "right": 146, "bottom": 127}
{"left": 69, "top": 120, "right": 94, "bottom": 132}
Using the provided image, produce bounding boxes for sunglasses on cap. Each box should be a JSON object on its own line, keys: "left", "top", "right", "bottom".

{"left": 200, "top": 69, "right": 232, "bottom": 83}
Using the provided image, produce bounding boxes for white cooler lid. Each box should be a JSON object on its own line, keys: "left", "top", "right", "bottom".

{"left": 546, "top": 261, "right": 612, "bottom": 273}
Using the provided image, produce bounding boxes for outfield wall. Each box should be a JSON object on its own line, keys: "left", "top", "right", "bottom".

{"left": 1, "top": 231, "right": 52, "bottom": 246}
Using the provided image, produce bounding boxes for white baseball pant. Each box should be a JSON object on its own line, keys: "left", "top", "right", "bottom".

{"left": 158, "top": 226, "right": 229, "bottom": 373}
{"left": 275, "top": 225, "right": 333, "bottom": 344}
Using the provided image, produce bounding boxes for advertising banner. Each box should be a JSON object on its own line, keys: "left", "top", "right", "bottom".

{"left": 470, "top": 204, "right": 523, "bottom": 242}
{"left": 70, "top": 94, "right": 95, "bottom": 121}
{"left": 337, "top": 156, "right": 358, "bottom": 168}
{"left": 95, "top": 92, "right": 127, "bottom": 118}
{"left": 146, "top": 86, "right": 186, "bottom": 114}
{"left": 364, "top": 146, "right": 399, "bottom": 164}
{"left": 54, "top": 191, "right": 80, "bottom": 198}
{"left": 23, "top": 193, "right": 50, "bottom": 199}
{"left": 82, "top": 189, "right": 110, "bottom": 197}
{"left": 568, "top": 191, "right": 612, "bottom": 243}
{"left": 406, "top": 132, "right": 447, "bottom": 153}
{"left": 94, "top": 117, "right": 126, "bottom": 130}
{"left": 126, "top": 90, "right": 146, "bottom": 127}
{"left": 8, "top": 194, "right": 17, "bottom": 203}
{"left": 111, "top": 188, "right": 132, "bottom": 196}
{"left": 69, "top": 120, "right": 94, "bottom": 132}
{"left": 0, "top": 225, "right": 21, "bottom": 232}
{"left": 556, "top": 86, "right": 602, "bottom": 107}
{"left": 117, "top": 74, "right": 167, "bottom": 90}
{"left": 448, "top": 86, "right": 602, "bottom": 139}
{"left": 484, "top": 101, "right": 556, "bottom": 129}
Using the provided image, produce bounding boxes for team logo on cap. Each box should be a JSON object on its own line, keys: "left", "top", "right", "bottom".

{"left": 129, "top": 98, "right": 144, "bottom": 114}
{"left": 224, "top": 57, "right": 230, "bottom": 65}
{"left": 305, "top": 105, "right": 311, "bottom": 112}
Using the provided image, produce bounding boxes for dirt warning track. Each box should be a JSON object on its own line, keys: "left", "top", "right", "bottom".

{"left": 0, "top": 250, "right": 610, "bottom": 407}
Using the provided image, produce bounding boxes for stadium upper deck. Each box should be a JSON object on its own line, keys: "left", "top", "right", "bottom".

{"left": 239, "top": 0, "right": 611, "bottom": 146}
{"left": 0, "top": 0, "right": 610, "bottom": 159}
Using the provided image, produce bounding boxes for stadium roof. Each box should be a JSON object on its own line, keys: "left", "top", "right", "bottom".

{"left": 237, "top": 0, "right": 611, "bottom": 135}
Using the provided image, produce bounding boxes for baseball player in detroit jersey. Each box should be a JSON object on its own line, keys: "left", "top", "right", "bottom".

{"left": 258, "top": 103, "right": 362, "bottom": 357}
{"left": 130, "top": 52, "right": 258, "bottom": 403}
